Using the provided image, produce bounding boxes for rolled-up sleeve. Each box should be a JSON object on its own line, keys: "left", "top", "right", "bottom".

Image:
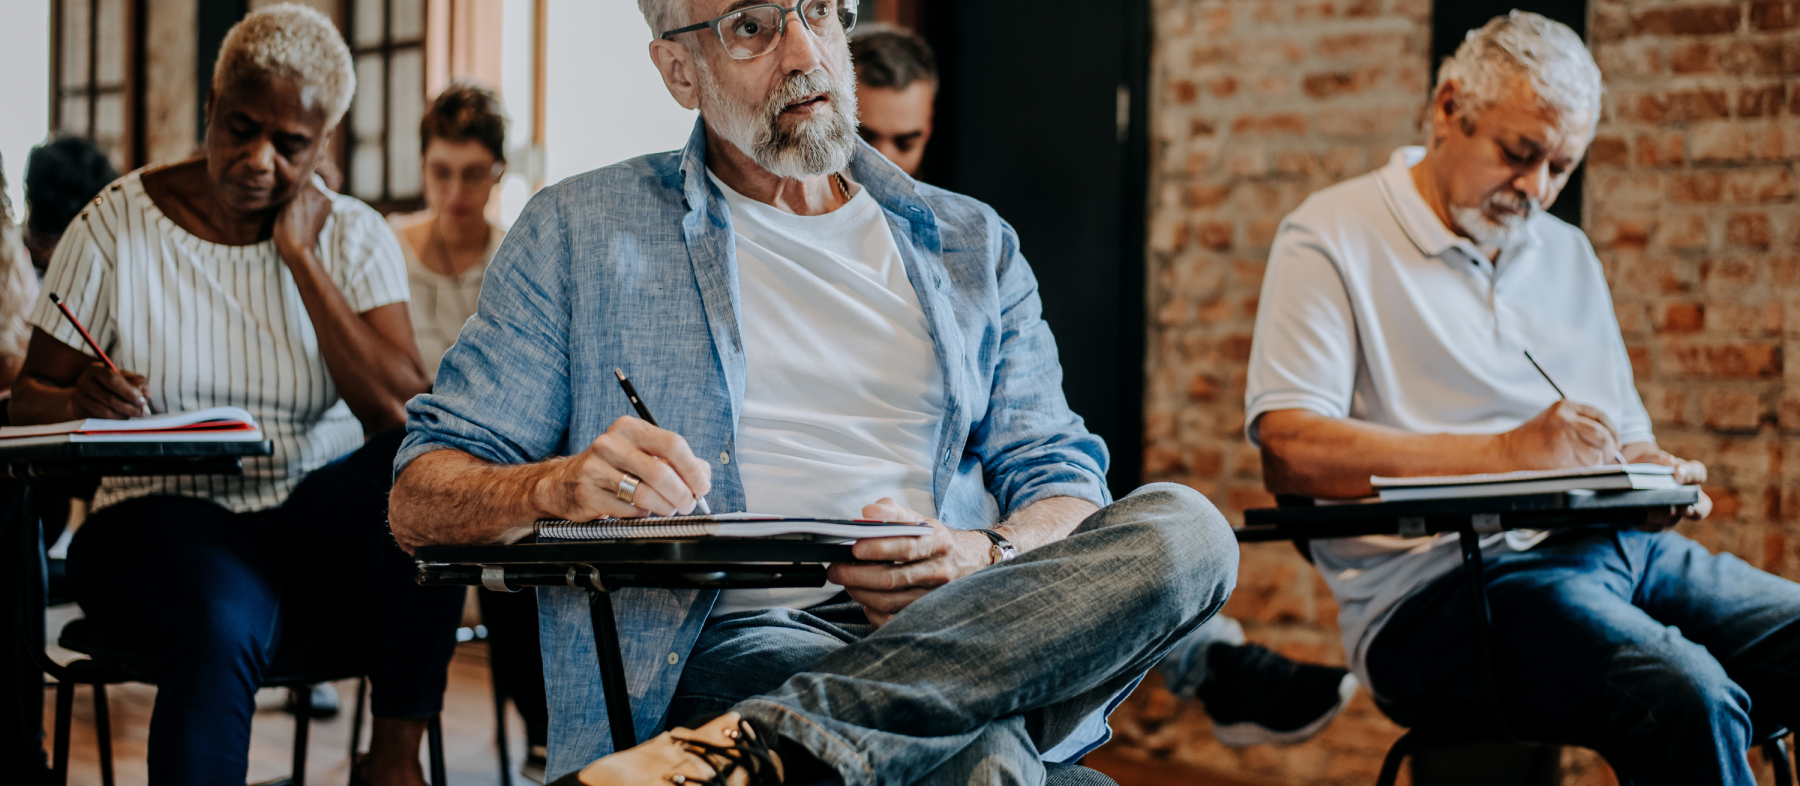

{"left": 1244, "top": 219, "right": 1358, "bottom": 447}
{"left": 396, "top": 186, "right": 574, "bottom": 477}
{"left": 968, "top": 219, "right": 1111, "bottom": 514}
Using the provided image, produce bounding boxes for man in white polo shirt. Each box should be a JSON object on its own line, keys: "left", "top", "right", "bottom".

{"left": 1246, "top": 12, "right": 1799, "bottom": 784}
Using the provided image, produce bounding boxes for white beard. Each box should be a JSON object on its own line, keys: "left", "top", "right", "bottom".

{"left": 699, "top": 53, "right": 860, "bottom": 180}
{"left": 1451, "top": 191, "right": 1539, "bottom": 256}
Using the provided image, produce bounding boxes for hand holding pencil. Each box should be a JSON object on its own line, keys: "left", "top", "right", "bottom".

{"left": 49, "top": 293, "right": 151, "bottom": 419}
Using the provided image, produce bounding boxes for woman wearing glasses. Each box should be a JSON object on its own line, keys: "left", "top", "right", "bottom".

{"left": 391, "top": 84, "right": 509, "bottom": 380}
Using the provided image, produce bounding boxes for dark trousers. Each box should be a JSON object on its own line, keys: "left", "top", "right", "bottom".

{"left": 65, "top": 430, "right": 465, "bottom": 786}
{"left": 1368, "top": 525, "right": 1800, "bottom": 786}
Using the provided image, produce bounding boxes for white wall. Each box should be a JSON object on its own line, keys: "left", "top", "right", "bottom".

{"left": 542, "top": 0, "right": 696, "bottom": 187}
{"left": 0, "top": 1, "right": 52, "bottom": 220}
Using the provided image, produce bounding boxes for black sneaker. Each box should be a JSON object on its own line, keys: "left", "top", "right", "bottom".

{"left": 1195, "top": 642, "right": 1358, "bottom": 747}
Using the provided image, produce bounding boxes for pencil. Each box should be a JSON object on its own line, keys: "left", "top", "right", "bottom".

{"left": 613, "top": 368, "right": 713, "bottom": 515}
{"left": 1523, "top": 350, "right": 1627, "bottom": 465}
{"left": 48, "top": 293, "right": 119, "bottom": 374}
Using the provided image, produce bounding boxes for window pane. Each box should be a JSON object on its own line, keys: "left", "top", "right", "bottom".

{"left": 391, "top": 0, "right": 423, "bottom": 42}
{"left": 96, "top": 0, "right": 125, "bottom": 86}
{"left": 388, "top": 47, "right": 424, "bottom": 199}
{"left": 351, "top": 142, "right": 385, "bottom": 200}
{"left": 93, "top": 92, "right": 126, "bottom": 170}
{"left": 59, "top": 95, "right": 90, "bottom": 137}
{"left": 352, "top": 54, "right": 385, "bottom": 139}
{"left": 354, "top": 0, "right": 385, "bottom": 48}
{"left": 61, "top": 0, "right": 91, "bottom": 89}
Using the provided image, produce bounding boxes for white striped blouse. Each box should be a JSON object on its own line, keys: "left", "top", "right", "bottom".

{"left": 29, "top": 170, "right": 411, "bottom": 513}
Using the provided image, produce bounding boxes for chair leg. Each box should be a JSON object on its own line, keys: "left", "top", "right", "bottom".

{"left": 94, "top": 683, "right": 116, "bottom": 786}
{"left": 52, "top": 680, "right": 74, "bottom": 786}
{"left": 291, "top": 683, "right": 312, "bottom": 784}
{"left": 427, "top": 714, "right": 448, "bottom": 786}
{"left": 1375, "top": 730, "right": 1415, "bottom": 786}
{"left": 492, "top": 656, "right": 515, "bottom": 786}
{"left": 1769, "top": 736, "right": 1794, "bottom": 786}
{"left": 349, "top": 676, "right": 368, "bottom": 760}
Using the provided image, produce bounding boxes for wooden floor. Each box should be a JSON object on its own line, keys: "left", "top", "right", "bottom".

{"left": 42, "top": 605, "right": 534, "bottom": 786}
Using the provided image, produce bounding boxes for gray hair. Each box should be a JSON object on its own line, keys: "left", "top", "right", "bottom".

{"left": 638, "top": 0, "right": 689, "bottom": 37}
{"left": 212, "top": 3, "right": 355, "bottom": 128}
{"left": 1435, "top": 11, "right": 1602, "bottom": 133}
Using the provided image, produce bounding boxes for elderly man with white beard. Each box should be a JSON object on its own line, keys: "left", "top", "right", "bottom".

{"left": 388, "top": 1, "right": 1239, "bottom": 784}
{"left": 1246, "top": 13, "right": 1800, "bottom": 784}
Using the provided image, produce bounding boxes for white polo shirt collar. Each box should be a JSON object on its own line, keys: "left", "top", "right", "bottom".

{"left": 1373, "top": 147, "right": 1540, "bottom": 277}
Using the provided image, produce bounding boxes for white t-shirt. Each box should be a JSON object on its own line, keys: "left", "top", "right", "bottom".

{"left": 707, "top": 170, "right": 944, "bottom": 617}
{"left": 388, "top": 211, "right": 503, "bottom": 377}
{"left": 1244, "top": 147, "right": 1651, "bottom": 695}
{"left": 31, "top": 171, "right": 411, "bottom": 513}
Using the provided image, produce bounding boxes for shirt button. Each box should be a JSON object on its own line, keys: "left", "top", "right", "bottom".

{"left": 719, "top": 451, "right": 730, "bottom": 464}
{"left": 667, "top": 652, "right": 680, "bottom": 665}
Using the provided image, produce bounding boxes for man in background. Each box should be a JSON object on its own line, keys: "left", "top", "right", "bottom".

{"left": 850, "top": 22, "right": 1358, "bottom": 749}
{"left": 849, "top": 24, "right": 935, "bottom": 177}
{"left": 22, "top": 136, "right": 118, "bottom": 275}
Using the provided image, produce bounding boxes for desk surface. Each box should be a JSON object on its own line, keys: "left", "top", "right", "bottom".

{"left": 1236, "top": 487, "right": 1701, "bottom": 542}
{"left": 0, "top": 440, "right": 272, "bottom": 478}
{"left": 415, "top": 538, "right": 850, "bottom": 591}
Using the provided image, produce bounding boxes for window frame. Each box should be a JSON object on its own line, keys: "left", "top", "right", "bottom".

{"left": 346, "top": 0, "right": 428, "bottom": 213}
{"left": 49, "top": 0, "right": 142, "bottom": 172}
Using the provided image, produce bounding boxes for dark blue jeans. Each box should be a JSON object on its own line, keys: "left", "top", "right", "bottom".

{"left": 65, "top": 430, "right": 465, "bottom": 786}
{"left": 1367, "top": 525, "right": 1800, "bottom": 786}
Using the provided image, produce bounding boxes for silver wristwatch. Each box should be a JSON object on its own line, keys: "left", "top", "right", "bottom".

{"left": 976, "top": 528, "right": 1019, "bottom": 565}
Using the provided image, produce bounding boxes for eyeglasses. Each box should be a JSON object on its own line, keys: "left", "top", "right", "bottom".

{"left": 660, "top": 1, "right": 858, "bottom": 60}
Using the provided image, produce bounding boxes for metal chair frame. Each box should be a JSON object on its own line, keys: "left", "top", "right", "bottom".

{"left": 12, "top": 471, "right": 448, "bottom": 785}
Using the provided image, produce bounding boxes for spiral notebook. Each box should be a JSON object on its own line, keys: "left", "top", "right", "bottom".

{"left": 535, "top": 512, "right": 932, "bottom": 542}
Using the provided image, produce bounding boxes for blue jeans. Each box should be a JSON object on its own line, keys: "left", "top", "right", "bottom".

{"left": 66, "top": 431, "right": 466, "bottom": 786}
{"left": 1366, "top": 525, "right": 1800, "bottom": 786}
{"left": 671, "top": 484, "right": 1238, "bottom": 786}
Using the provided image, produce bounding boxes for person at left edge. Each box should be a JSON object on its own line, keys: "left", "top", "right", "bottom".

{"left": 8, "top": 5, "right": 464, "bottom": 786}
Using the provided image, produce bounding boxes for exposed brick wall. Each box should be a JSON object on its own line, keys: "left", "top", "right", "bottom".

{"left": 1110, "top": 1, "right": 1800, "bottom": 784}
{"left": 1112, "top": 0, "right": 1432, "bottom": 782}
{"left": 1588, "top": 0, "right": 1800, "bottom": 583}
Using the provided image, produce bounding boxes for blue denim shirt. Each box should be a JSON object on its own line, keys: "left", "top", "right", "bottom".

{"left": 397, "top": 119, "right": 1111, "bottom": 771}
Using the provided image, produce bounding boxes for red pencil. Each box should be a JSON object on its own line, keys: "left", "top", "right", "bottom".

{"left": 48, "top": 293, "right": 120, "bottom": 374}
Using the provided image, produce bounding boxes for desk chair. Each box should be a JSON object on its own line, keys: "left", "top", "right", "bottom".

{"left": 11, "top": 479, "right": 448, "bottom": 786}
{"left": 1257, "top": 494, "right": 1795, "bottom": 786}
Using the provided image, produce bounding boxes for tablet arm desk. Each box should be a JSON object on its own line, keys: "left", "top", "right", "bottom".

{"left": 415, "top": 537, "right": 852, "bottom": 754}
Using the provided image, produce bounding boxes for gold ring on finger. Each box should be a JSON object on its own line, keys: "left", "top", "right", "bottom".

{"left": 616, "top": 472, "right": 642, "bottom": 504}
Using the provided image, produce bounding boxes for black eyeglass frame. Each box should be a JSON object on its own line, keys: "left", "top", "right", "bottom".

{"left": 658, "top": 1, "right": 858, "bottom": 58}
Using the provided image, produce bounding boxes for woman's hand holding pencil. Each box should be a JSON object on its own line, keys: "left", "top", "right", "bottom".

{"left": 48, "top": 292, "right": 151, "bottom": 419}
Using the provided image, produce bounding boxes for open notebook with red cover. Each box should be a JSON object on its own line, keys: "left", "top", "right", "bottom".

{"left": 0, "top": 406, "right": 264, "bottom": 446}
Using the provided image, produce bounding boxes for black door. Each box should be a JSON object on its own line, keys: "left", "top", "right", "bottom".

{"left": 914, "top": 0, "right": 1151, "bottom": 500}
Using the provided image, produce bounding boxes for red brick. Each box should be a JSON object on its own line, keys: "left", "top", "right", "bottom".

{"left": 1665, "top": 214, "right": 1713, "bottom": 250}
{"left": 1143, "top": 446, "right": 1183, "bottom": 475}
{"left": 1345, "top": 0, "right": 1380, "bottom": 17}
{"left": 1231, "top": 113, "right": 1307, "bottom": 136}
{"left": 1635, "top": 133, "right": 1686, "bottom": 167}
{"left": 1196, "top": 221, "right": 1233, "bottom": 250}
{"left": 1751, "top": 0, "right": 1800, "bottom": 29}
{"left": 1670, "top": 42, "right": 1718, "bottom": 73}
{"left": 1589, "top": 135, "right": 1630, "bottom": 167}
{"left": 1722, "top": 167, "right": 1793, "bottom": 202}
{"left": 1703, "top": 389, "right": 1767, "bottom": 430}
{"left": 1593, "top": 218, "right": 1654, "bottom": 249}
{"left": 1171, "top": 80, "right": 1199, "bottom": 103}
{"left": 1669, "top": 172, "right": 1724, "bottom": 202}
{"left": 1632, "top": 5, "right": 1743, "bottom": 36}
{"left": 1661, "top": 302, "right": 1707, "bottom": 331}
{"left": 1721, "top": 40, "right": 1784, "bottom": 75}
{"left": 1738, "top": 85, "right": 1786, "bottom": 117}
{"left": 1315, "top": 31, "right": 1409, "bottom": 60}
{"left": 1728, "top": 212, "right": 1774, "bottom": 247}
{"left": 1668, "top": 90, "right": 1733, "bottom": 121}
{"left": 1665, "top": 339, "right": 1783, "bottom": 378}
{"left": 1188, "top": 117, "right": 1216, "bottom": 137}
{"left": 1317, "top": 107, "right": 1401, "bottom": 137}
{"left": 1208, "top": 76, "right": 1239, "bottom": 97}
{"left": 1187, "top": 184, "right": 1231, "bottom": 209}
{"left": 1693, "top": 122, "right": 1753, "bottom": 161}
{"left": 1702, "top": 257, "right": 1761, "bottom": 288}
